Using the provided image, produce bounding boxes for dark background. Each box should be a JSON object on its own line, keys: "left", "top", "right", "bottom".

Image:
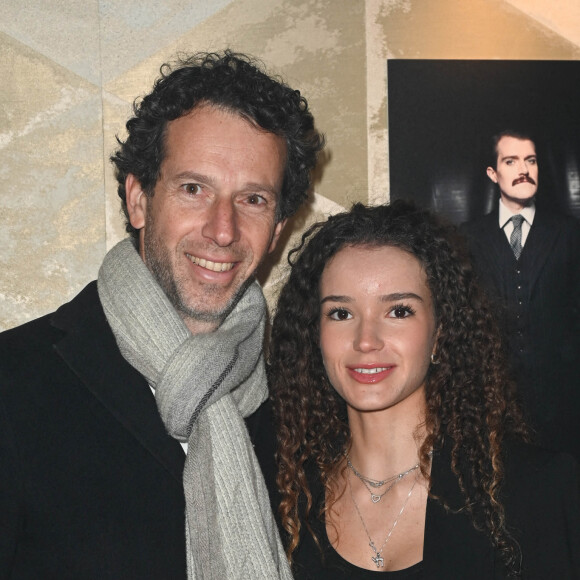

{"left": 388, "top": 60, "right": 580, "bottom": 224}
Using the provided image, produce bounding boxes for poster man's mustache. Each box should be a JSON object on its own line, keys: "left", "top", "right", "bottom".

{"left": 512, "top": 176, "right": 536, "bottom": 186}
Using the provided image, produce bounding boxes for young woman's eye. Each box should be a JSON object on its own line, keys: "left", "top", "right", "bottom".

{"left": 327, "top": 308, "right": 352, "bottom": 321}
{"left": 388, "top": 304, "right": 415, "bottom": 319}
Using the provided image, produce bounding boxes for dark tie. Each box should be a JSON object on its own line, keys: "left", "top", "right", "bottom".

{"left": 509, "top": 214, "right": 524, "bottom": 260}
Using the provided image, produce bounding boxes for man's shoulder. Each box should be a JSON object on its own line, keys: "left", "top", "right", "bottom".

{"left": 535, "top": 204, "right": 580, "bottom": 232}
{"left": 0, "top": 310, "right": 55, "bottom": 347}
{"left": 0, "top": 281, "right": 103, "bottom": 370}
{"left": 459, "top": 211, "right": 499, "bottom": 251}
{"left": 460, "top": 208, "right": 497, "bottom": 234}
{"left": 1, "top": 280, "right": 99, "bottom": 332}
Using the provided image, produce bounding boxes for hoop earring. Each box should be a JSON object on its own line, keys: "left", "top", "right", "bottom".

{"left": 430, "top": 352, "right": 440, "bottom": 365}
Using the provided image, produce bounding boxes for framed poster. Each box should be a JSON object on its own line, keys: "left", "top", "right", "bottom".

{"left": 388, "top": 60, "right": 580, "bottom": 223}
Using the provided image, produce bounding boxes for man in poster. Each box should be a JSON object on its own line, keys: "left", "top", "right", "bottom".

{"left": 462, "top": 130, "right": 580, "bottom": 462}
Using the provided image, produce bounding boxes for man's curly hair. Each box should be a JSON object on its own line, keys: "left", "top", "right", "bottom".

{"left": 111, "top": 50, "right": 324, "bottom": 239}
{"left": 267, "top": 200, "right": 527, "bottom": 575}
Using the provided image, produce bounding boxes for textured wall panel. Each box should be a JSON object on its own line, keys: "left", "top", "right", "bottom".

{"left": 0, "top": 32, "right": 104, "bottom": 330}
{"left": 0, "top": 0, "right": 101, "bottom": 84}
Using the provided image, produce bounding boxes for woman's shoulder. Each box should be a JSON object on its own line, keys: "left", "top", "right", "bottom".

{"left": 499, "top": 440, "right": 580, "bottom": 576}
{"left": 501, "top": 439, "right": 579, "bottom": 489}
{"left": 500, "top": 440, "right": 579, "bottom": 517}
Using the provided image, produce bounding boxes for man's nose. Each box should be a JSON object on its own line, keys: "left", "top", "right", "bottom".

{"left": 202, "top": 197, "right": 239, "bottom": 247}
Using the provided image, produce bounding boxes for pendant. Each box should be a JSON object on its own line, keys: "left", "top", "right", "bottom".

{"left": 371, "top": 494, "right": 381, "bottom": 503}
{"left": 371, "top": 554, "right": 385, "bottom": 568}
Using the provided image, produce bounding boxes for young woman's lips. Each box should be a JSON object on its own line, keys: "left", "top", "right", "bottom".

{"left": 347, "top": 365, "right": 395, "bottom": 384}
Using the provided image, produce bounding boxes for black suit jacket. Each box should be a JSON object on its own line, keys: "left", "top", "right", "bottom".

{"left": 0, "top": 282, "right": 187, "bottom": 579}
{"left": 461, "top": 206, "right": 580, "bottom": 460}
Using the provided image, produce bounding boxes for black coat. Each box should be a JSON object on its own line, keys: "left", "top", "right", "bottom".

{"left": 461, "top": 206, "right": 580, "bottom": 461}
{"left": 0, "top": 282, "right": 187, "bottom": 579}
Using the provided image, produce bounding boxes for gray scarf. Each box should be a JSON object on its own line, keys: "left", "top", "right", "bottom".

{"left": 97, "top": 239, "right": 292, "bottom": 580}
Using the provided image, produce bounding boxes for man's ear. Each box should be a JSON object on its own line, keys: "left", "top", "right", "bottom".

{"left": 125, "top": 174, "right": 147, "bottom": 230}
{"left": 486, "top": 166, "right": 498, "bottom": 183}
{"left": 268, "top": 219, "right": 287, "bottom": 253}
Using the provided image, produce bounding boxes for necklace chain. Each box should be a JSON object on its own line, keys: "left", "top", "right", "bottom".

{"left": 345, "top": 453, "right": 422, "bottom": 503}
{"left": 346, "top": 455, "right": 410, "bottom": 488}
{"left": 348, "top": 472, "right": 417, "bottom": 569}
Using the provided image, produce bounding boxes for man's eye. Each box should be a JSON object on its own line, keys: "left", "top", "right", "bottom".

{"left": 247, "top": 194, "right": 266, "bottom": 205}
{"left": 505, "top": 160, "right": 514, "bottom": 166}
{"left": 184, "top": 184, "right": 202, "bottom": 195}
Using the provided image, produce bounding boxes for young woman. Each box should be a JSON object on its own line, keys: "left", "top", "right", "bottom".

{"left": 255, "top": 201, "right": 580, "bottom": 579}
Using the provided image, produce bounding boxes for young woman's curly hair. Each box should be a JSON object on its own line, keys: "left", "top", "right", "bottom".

{"left": 111, "top": 50, "right": 324, "bottom": 239}
{"left": 267, "top": 200, "right": 527, "bottom": 575}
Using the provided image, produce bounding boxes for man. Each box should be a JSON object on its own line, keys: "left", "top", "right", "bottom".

{"left": 462, "top": 130, "right": 580, "bottom": 462}
{"left": 0, "top": 51, "right": 324, "bottom": 579}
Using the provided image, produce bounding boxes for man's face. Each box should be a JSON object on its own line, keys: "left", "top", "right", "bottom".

{"left": 486, "top": 136, "right": 538, "bottom": 211}
{"left": 126, "top": 104, "right": 287, "bottom": 333}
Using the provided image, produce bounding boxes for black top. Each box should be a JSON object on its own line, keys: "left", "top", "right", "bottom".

{"left": 289, "top": 446, "right": 423, "bottom": 580}
{"left": 292, "top": 501, "right": 424, "bottom": 579}
{"left": 247, "top": 400, "right": 580, "bottom": 579}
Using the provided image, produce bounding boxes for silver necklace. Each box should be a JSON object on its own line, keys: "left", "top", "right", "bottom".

{"left": 345, "top": 453, "right": 421, "bottom": 503}
{"left": 348, "top": 472, "right": 417, "bottom": 568}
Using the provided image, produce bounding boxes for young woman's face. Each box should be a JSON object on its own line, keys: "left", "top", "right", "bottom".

{"left": 319, "top": 244, "right": 437, "bottom": 415}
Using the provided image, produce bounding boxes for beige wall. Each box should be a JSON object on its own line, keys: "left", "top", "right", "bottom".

{"left": 1, "top": 0, "right": 579, "bottom": 330}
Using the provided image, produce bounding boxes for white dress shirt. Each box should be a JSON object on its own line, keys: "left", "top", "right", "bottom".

{"left": 499, "top": 198, "right": 536, "bottom": 248}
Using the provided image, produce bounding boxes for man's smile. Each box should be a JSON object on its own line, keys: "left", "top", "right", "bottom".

{"left": 186, "top": 253, "right": 235, "bottom": 272}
